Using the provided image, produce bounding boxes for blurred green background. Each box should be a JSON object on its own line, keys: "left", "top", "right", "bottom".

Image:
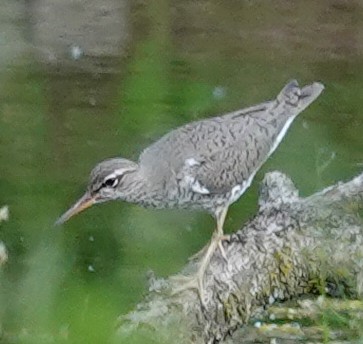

{"left": 0, "top": 0, "right": 362, "bottom": 342}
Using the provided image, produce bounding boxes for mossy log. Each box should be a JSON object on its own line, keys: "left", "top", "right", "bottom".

{"left": 116, "top": 171, "right": 363, "bottom": 344}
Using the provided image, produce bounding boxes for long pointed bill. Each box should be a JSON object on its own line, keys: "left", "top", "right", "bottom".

{"left": 55, "top": 192, "right": 97, "bottom": 226}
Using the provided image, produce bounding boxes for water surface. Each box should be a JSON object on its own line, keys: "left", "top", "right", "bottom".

{"left": 0, "top": 0, "right": 362, "bottom": 341}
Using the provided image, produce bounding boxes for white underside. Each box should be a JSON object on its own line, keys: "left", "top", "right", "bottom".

{"left": 228, "top": 171, "right": 257, "bottom": 204}
{"left": 267, "top": 115, "right": 296, "bottom": 158}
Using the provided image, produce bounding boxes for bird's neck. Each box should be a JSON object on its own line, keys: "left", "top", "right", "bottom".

{"left": 120, "top": 169, "right": 165, "bottom": 208}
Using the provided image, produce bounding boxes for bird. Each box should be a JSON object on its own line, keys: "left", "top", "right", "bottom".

{"left": 56, "top": 80, "right": 324, "bottom": 303}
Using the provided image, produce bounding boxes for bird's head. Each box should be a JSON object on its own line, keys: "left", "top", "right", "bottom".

{"left": 55, "top": 158, "right": 138, "bottom": 225}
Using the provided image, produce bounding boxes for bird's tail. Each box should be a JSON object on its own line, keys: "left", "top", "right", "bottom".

{"left": 277, "top": 79, "right": 325, "bottom": 114}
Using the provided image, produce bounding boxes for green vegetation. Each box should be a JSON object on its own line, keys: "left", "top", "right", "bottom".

{"left": 0, "top": 0, "right": 362, "bottom": 343}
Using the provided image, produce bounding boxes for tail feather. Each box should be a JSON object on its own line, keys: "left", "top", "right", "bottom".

{"left": 277, "top": 79, "right": 325, "bottom": 114}
{"left": 299, "top": 82, "right": 325, "bottom": 111}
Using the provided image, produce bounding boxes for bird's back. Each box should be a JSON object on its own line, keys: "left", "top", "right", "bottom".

{"left": 139, "top": 80, "right": 324, "bottom": 198}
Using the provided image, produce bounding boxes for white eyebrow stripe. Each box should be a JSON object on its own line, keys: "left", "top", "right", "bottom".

{"left": 103, "top": 168, "right": 132, "bottom": 182}
{"left": 103, "top": 173, "right": 117, "bottom": 182}
{"left": 114, "top": 168, "right": 130, "bottom": 175}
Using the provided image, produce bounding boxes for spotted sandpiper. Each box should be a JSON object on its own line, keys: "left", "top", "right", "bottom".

{"left": 56, "top": 80, "right": 324, "bottom": 302}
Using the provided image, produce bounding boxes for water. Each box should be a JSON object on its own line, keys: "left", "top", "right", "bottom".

{"left": 0, "top": 0, "right": 362, "bottom": 342}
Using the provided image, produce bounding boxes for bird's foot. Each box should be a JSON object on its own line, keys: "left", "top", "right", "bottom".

{"left": 170, "top": 234, "right": 229, "bottom": 307}
{"left": 216, "top": 234, "right": 230, "bottom": 263}
{"left": 189, "top": 233, "right": 230, "bottom": 262}
{"left": 170, "top": 273, "right": 206, "bottom": 308}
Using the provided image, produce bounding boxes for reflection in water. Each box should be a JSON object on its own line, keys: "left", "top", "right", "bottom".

{"left": 0, "top": 0, "right": 362, "bottom": 342}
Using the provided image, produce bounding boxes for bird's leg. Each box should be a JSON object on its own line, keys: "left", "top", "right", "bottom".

{"left": 171, "top": 207, "right": 230, "bottom": 306}
{"left": 215, "top": 206, "right": 229, "bottom": 262}
{"left": 188, "top": 207, "right": 229, "bottom": 262}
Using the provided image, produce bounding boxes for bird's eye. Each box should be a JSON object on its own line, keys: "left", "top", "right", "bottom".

{"left": 103, "top": 177, "right": 119, "bottom": 188}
